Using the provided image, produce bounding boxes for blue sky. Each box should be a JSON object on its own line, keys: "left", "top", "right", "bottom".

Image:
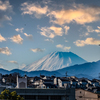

{"left": 0, "top": 0, "right": 100, "bottom": 70}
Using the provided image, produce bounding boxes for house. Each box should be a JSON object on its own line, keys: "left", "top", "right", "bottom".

{"left": 16, "top": 75, "right": 27, "bottom": 88}
{"left": 70, "top": 79, "right": 78, "bottom": 85}
{"left": 79, "top": 79, "right": 88, "bottom": 85}
{"left": 2, "top": 78, "right": 6, "bottom": 83}
{"left": 42, "top": 79, "right": 53, "bottom": 84}
{"left": 54, "top": 77, "right": 57, "bottom": 85}
{"left": 76, "top": 88, "right": 100, "bottom": 100}
{"left": 91, "top": 79, "right": 100, "bottom": 87}
{"left": 58, "top": 78, "right": 71, "bottom": 88}
{"left": 40, "top": 75, "right": 45, "bottom": 79}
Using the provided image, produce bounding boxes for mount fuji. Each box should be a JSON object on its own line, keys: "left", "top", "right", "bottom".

{"left": 22, "top": 51, "right": 87, "bottom": 72}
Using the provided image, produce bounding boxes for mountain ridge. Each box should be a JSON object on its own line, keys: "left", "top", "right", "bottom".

{"left": 0, "top": 60, "right": 99, "bottom": 79}
{"left": 22, "top": 51, "right": 87, "bottom": 71}
{"left": 57, "top": 60, "right": 100, "bottom": 78}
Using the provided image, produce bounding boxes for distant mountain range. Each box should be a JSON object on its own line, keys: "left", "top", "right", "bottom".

{"left": 0, "top": 60, "right": 100, "bottom": 79}
{"left": 22, "top": 51, "right": 87, "bottom": 71}
{"left": 57, "top": 60, "right": 100, "bottom": 78}
{"left": 0, "top": 69, "right": 62, "bottom": 77}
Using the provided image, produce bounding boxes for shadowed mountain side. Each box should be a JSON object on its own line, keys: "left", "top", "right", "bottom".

{"left": 56, "top": 60, "right": 100, "bottom": 78}
{"left": 0, "top": 68, "right": 9, "bottom": 75}
{"left": 0, "top": 69, "right": 62, "bottom": 77}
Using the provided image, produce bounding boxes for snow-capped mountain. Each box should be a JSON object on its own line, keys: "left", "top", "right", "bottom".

{"left": 22, "top": 51, "right": 87, "bottom": 71}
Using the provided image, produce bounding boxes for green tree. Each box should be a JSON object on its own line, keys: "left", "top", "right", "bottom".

{"left": 17, "top": 95, "right": 24, "bottom": 100}
{"left": 1, "top": 89, "right": 11, "bottom": 99}
{"left": 10, "top": 91, "right": 17, "bottom": 100}
{"left": 0, "top": 89, "right": 24, "bottom": 100}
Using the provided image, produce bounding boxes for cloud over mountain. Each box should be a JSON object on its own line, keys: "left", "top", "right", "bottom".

{"left": 31, "top": 48, "right": 45, "bottom": 53}
{"left": 8, "top": 61, "right": 18, "bottom": 64}
{"left": 56, "top": 44, "right": 71, "bottom": 51}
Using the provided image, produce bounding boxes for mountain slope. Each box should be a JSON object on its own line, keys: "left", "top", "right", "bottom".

{"left": 23, "top": 51, "right": 87, "bottom": 71}
{"left": 57, "top": 60, "right": 100, "bottom": 78}
{"left": 0, "top": 60, "right": 100, "bottom": 78}
{"left": 0, "top": 69, "right": 62, "bottom": 77}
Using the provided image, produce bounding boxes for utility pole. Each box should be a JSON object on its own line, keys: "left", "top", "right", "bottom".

{"left": 99, "top": 73, "right": 100, "bottom": 80}
{"left": 65, "top": 71, "right": 67, "bottom": 77}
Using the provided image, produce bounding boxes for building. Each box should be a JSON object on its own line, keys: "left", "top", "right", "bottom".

{"left": 9, "top": 88, "right": 75, "bottom": 100}
{"left": 16, "top": 75, "right": 27, "bottom": 88}
{"left": 76, "top": 89, "right": 100, "bottom": 100}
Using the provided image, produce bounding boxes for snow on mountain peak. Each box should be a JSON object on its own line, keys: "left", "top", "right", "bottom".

{"left": 22, "top": 51, "right": 87, "bottom": 72}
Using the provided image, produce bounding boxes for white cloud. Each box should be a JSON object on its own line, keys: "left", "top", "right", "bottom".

{"left": 80, "top": 32, "right": 90, "bottom": 37}
{"left": 85, "top": 33, "right": 89, "bottom": 36}
{"left": 0, "top": 47, "right": 11, "bottom": 55}
{"left": 94, "top": 29, "right": 100, "bottom": 33}
{"left": 40, "top": 26, "right": 63, "bottom": 38}
{"left": 0, "top": 0, "right": 13, "bottom": 26}
{"left": 64, "top": 26, "right": 70, "bottom": 35}
{"left": 44, "top": 39, "right": 54, "bottom": 43}
{"left": 63, "top": 46, "right": 71, "bottom": 51}
{"left": 56, "top": 44, "right": 71, "bottom": 51}
{"left": 86, "top": 26, "right": 94, "bottom": 32}
{"left": 15, "top": 28, "right": 24, "bottom": 33}
{"left": 56, "top": 44, "right": 63, "bottom": 48}
{"left": 49, "top": 26, "right": 63, "bottom": 36}
{"left": 21, "top": 2, "right": 100, "bottom": 25}
{"left": 8, "top": 61, "right": 18, "bottom": 64}
{"left": 86, "top": 26, "right": 100, "bottom": 33}
{"left": 24, "top": 33, "right": 33, "bottom": 38}
{"left": 47, "top": 4, "right": 100, "bottom": 25}
{"left": 0, "top": 0, "right": 12, "bottom": 11}
{"left": 74, "top": 37, "right": 100, "bottom": 47}
{"left": 42, "top": 0, "right": 51, "bottom": 4}
{"left": 0, "top": 34, "right": 6, "bottom": 42}
{"left": 2, "top": 15, "right": 12, "bottom": 21}
{"left": 31, "top": 48, "right": 45, "bottom": 52}
{"left": 40, "top": 27, "right": 55, "bottom": 38}
{"left": 8, "top": 23, "right": 14, "bottom": 26}
{"left": 97, "top": 26, "right": 100, "bottom": 29}
{"left": 10, "top": 34, "right": 23, "bottom": 44}
{"left": 21, "top": 2, "right": 48, "bottom": 18}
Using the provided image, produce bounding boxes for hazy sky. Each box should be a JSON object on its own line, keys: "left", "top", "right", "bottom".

{"left": 0, "top": 0, "right": 100, "bottom": 70}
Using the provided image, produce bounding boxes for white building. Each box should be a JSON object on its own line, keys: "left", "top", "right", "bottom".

{"left": 16, "top": 75, "right": 27, "bottom": 88}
